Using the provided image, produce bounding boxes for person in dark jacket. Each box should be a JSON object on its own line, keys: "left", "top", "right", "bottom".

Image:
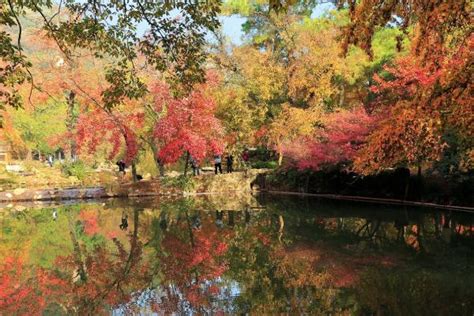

{"left": 116, "top": 160, "right": 126, "bottom": 174}
{"left": 226, "top": 154, "right": 234, "bottom": 173}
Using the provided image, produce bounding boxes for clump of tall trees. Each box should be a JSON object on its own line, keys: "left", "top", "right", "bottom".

{"left": 1, "top": 0, "right": 472, "bottom": 183}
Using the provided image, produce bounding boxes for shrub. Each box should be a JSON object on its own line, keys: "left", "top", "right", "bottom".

{"left": 252, "top": 161, "right": 278, "bottom": 169}
{"left": 61, "top": 161, "right": 88, "bottom": 180}
{"left": 161, "top": 175, "right": 195, "bottom": 191}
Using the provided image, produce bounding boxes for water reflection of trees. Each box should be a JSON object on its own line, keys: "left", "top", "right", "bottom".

{"left": 259, "top": 196, "right": 474, "bottom": 313}
{"left": 0, "top": 196, "right": 473, "bottom": 314}
{"left": 262, "top": 195, "right": 474, "bottom": 252}
{"left": 0, "top": 206, "right": 152, "bottom": 314}
{"left": 57, "top": 207, "right": 152, "bottom": 314}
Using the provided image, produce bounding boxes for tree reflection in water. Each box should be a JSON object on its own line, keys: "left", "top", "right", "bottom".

{"left": 0, "top": 195, "right": 473, "bottom": 314}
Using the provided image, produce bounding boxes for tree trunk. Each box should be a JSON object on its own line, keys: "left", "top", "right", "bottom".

{"left": 228, "top": 211, "right": 235, "bottom": 226}
{"left": 149, "top": 142, "right": 165, "bottom": 177}
{"left": 404, "top": 177, "right": 410, "bottom": 201}
{"left": 339, "top": 84, "right": 345, "bottom": 107}
{"left": 131, "top": 162, "right": 138, "bottom": 182}
{"left": 183, "top": 151, "right": 190, "bottom": 176}
{"left": 67, "top": 213, "right": 87, "bottom": 282}
{"left": 417, "top": 164, "right": 423, "bottom": 201}
{"left": 185, "top": 210, "right": 195, "bottom": 248}
{"left": 66, "top": 91, "right": 77, "bottom": 161}
{"left": 278, "top": 151, "right": 283, "bottom": 166}
{"left": 158, "top": 160, "right": 165, "bottom": 177}
{"left": 278, "top": 215, "right": 285, "bottom": 243}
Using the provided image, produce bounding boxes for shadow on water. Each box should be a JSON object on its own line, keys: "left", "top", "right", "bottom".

{"left": 0, "top": 193, "right": 473, "bottom": 315}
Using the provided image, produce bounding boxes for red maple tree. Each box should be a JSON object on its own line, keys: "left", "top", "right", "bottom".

{"left": 153, "top": 75, "right": 224, "bottom": 165}
{"left": 74, "top": 106, "right": 144, "bottom": 164}
{"left": 283, "top": 106, "right": 375, "bottom": 170}
{"left": 355, "top": 35, "right": 473, "bottom": 173}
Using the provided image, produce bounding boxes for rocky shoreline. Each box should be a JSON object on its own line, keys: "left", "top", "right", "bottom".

{"left": 0, "top": 170, "right": 267, "bottom": 203}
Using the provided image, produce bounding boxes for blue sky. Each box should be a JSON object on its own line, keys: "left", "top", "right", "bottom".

{"left": 217, "top": 2, "right": 335, "bottom": 46}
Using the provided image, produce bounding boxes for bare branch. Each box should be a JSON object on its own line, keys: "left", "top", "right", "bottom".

{"left": 31, "top": 1, "right": 71, "bottom": 60}
{"left": 6, "top": 0, "right": 22, "bottom": 51}
{"left": 47, "top": 0, "right": 63, "bottom": 24}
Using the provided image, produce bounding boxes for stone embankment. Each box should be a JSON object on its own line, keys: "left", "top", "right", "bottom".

{"left": 0, "top": 187, "right": 108, "bottom": 202}
{"left": 0, "top": 170, "right": 268, "bottom": 203}
{"left": 192, "top": 169, "right": 266, "bottom": 194}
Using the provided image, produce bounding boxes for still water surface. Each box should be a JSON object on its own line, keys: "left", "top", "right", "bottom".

{"left": 1, "top": 193, "right": 473, "bottom": 315}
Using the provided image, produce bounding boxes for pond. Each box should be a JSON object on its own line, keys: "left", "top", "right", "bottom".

{"left": 1, "top": 193, "right": 473, "bottom": 315}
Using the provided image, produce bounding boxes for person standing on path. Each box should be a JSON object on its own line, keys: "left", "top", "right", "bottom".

{"left": 116, "top": 160, "right": 126, "bottom": 175}
{"left": 190, "top": 157, "right": 200, "bottom": 176}
{"left": 214, "top": 155, "right": 222, "bottom": 174}
{"left": 226, "top": 154, "right": 234, "bottom": 173}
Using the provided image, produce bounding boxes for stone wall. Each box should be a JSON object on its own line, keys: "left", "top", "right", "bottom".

{"left": 191, "top": 169, "right": 267, "bottom": 194}
{"left": 0, "top": 170, "right": 269, "bottom": 203}
{"left": 0, "top": 187, "right": 108, "bottom": 202}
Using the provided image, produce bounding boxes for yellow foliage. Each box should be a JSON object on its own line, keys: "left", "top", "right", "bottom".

{"left": 213, "top": 85, "right": 267, "bottom": 148}
{"left": 233, "top": 47, "right": 286, "bottom": 103}
{"left": 267, "top": 104, "right": 321, "bottom": 152}
{"left": 287, "top": 22, "right": 368, "bottom": 107}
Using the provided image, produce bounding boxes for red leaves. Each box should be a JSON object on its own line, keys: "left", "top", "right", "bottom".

{"left": 79, "top": 209, "right": 100, "bottom": 236}
{"left": 357, "top": 34, "right": 474, "bottom": 173}
{"left": 75, "top": 108, "right": 144, "bottom": 164}
{"left": 354, "top": 105, "right": 446, "bottom": 173}
{"left": 152, "top": 81, "right": 224, "bottom": 164}
{"left": 283, "top": 107, "right": 375, "bottom": 170}
{"left": 370, "top": 58, "right": 441, "bottom": 97}
{"left": 160, "top": 229, "right": 229, "bottom": 308}
{"left": 0, "top": 256, "right": 67, "bottom": 315}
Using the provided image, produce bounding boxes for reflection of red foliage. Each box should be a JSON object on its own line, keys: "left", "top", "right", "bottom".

{"left": 0, "top": 257, "right": 37, "bottom": 314}
{"left": 0, "top": 257, "right": 68, "bottom": 315}
{"left": 163, "top": 231, "right": 228, "bottom": 280}
{"left": 186, "top": 285, "right": 201, "bottom": 306}
{"left": 160, "top": 229, "right": 229, "bottom": 307}
{"left": 106, "top": 230, "right": 119, "bottom": 240}
{"left": 257, "top": 232, "right": 271, "bottom": 246}
{"left": 279, "top": 242, "right": 399, "bottom": 289}
{"left": 79, "top": 210, "right": 99, "bottom": 236}
{"left": 208, "top": 284, "right": 220, "bottom": 295}
{"left": 53, "top": 237, "right": 151, "bottom": 313}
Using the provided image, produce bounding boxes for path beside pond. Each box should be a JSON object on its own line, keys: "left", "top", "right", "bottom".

{"left": 0, "top": 169, "right": 267, "bottom": 203}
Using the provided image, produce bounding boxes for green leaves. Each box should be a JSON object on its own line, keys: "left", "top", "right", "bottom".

{"left": 102, "top": 63, "right": 147, "bottom": 108}
{"left": 1, "top": 0, "right": 222, "bottom": 111}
